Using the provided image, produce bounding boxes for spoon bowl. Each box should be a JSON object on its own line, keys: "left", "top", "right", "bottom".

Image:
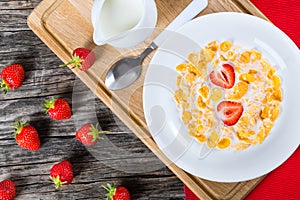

{"left": 105, "top": 57, "right": 142, "bottom": 90}
{"left": 105, "top": 42, "right": 157, "bottom": 90}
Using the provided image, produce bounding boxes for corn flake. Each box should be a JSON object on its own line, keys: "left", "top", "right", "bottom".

{"left": 229, "top": 81, "right": 248, "bottom": 100}
{"left": 199, "top": 85, "right": 209, "bottom": 99}
{"left": 217, "top": 138, "right": 231, "bottom": 149}
{"left": 220, "top": 41, "right": 232, "bottom": 52}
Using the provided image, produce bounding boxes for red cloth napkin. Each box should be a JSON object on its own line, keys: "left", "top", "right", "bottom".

{"left": 184, "top": 148, "right": 300, "bottom": 200}
{"left": 184, "top": 0, "right": 300, "bottom": 199}
{"left": 251, "top": 0, "right": 300, "bottom": 49}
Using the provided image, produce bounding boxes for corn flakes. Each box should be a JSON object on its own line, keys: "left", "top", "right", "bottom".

{"left": 174, "top": 40, "right": 282, "bottom": 151}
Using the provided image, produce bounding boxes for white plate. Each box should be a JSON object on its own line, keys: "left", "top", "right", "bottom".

{"left": 143, "top": 12, "right": 300, "bottom": 182}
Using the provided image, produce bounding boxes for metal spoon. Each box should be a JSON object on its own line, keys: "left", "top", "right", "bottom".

{"left": 105, "top": 0, "right": 208, "bottom": 90}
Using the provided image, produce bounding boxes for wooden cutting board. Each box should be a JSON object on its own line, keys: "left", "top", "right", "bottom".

{"left": 27, "top": 0, "right": 268, "bottom": 199}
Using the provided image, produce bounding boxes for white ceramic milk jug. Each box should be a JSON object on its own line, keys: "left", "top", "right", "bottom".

{"left": 91, "top": 0, "right": 157, "bottom": 48}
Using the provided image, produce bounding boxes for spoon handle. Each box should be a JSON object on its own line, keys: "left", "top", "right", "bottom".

{"left": 138, "top": 42, "right": 158, "bottom": 60}
{"left": 153, "top": 0, "right": 208, "bottom": 47}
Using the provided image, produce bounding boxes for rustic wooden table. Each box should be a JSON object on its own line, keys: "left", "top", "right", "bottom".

{"left": 0, "top": 1, "right": 184, "bottom": 199}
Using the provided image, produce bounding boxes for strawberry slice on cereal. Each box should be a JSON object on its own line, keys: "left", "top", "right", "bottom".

{"left": 209, "top": 63, "right": 235, "bottom": 89}
{"left": 217, "top": 101, "right": 244, "bottom": 126}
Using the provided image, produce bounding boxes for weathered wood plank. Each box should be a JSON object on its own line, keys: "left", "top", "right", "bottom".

{"left": 0, "top": 31, "right": 76, "bottom": 100}
{"left": 0, "top": 70, "right": 182, "bottom": 199}
{"left": 10, "top": 175, "right": 183, "bottom": 200}
{"left": 0, "top": 10, "right": 32, "bottom": 31}
{"left": 0, "top": 31, "right": 50, "bottom": 54}
{"left": 0, "top": 151, "right": 183, "bottom": 199}
{"left": 0, "top": 94, "right": 132, "bottom": 136}
{"left": 0, "top": 136, "right": 167, "bottom": 174}
{"left": 0, "top": 1, "right": 39, "bottom": 10}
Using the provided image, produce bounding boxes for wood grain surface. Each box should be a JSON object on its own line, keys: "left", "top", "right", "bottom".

{"left": 0, "top": 0, "right": 185, "bottom": 199}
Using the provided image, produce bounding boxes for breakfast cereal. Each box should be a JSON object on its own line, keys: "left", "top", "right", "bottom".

{"left": 174, "top": 40, "right": 282, "bottom": 150}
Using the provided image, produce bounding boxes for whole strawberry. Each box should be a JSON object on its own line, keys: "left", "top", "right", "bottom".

{"left": 60, "top": 48, "right": 96, "bottom": 71}
{"left": 43, "top": 97, "right": 71, "bottom": 120}
{"left": 103, "top": 183, "right": 130, "bottom": 200}
{"left": 11, "top": 119, "right": 40, "bottom": 151}
{"left": 49, "top": 160, "right": 73, "bottom": 189}
{"left": 0, "top": 179, "right": 16, "bottom": 200}
{"left": 0, "top": 64, "right": 25, "bottom": 94}
{"left": 76, "top": 123, "right": 107, "bottom": 146}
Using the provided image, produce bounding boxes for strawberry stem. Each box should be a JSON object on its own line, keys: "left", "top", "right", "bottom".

{"left": 60, "top": 53, "right": 84, "bottom": 69}
{"left": 50, "top": 175, "right": 67, "bottom": 189}
{"left": 0, "top": 79, "right": 9, "bottom": 94}
{"left": 102, "top": 183, "right": 116, "bottom": 200}
{"left": 88, "top": 123, "right": 108, "bottom": 142}
{"left": 11, "top": 119, "right": 27, "bottom": 138}
{"left": 42, "top": 97, "right": 57, "bottom": 113}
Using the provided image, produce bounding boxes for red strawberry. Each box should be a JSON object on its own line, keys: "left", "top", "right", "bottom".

{"left": 209, "top": 63, "right": 235, "bottom": 89}
{"left": 60, "top": 48, "right": 96, "bottom": 71}
{"left": 76, "top": 123, "right": 107, "bottom": 146}
{"left": 0, "top": 180, "right": 16, "bottom": 200}
{"left": 49, "top": 160, "right": 73, "bottom": 189}
{"left": 0, "top": 64, "right": 25, "bottom": 93}
{"left": 11, "top": 119, "right": 40, "bottom": 151}
{"left": 43, "top": 97, "right": 71, "bottom": 120}
{"left": 103, "top": 183, "right": 130, "bottom": 200}
{"left": 217, "top": 101, "right": 244, "bottom": 126}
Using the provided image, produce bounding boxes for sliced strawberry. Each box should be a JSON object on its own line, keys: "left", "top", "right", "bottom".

{"left": 209, "top": 63, "right": 235, "bottom": 89}
{"left": 217, "top": 101, "right": 243, "bottom": 126}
